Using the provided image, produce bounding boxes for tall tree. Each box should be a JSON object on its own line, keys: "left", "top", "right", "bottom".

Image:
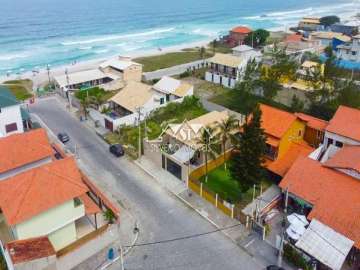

{"left": 320, "top": 15, "right": 340, "bottom": 27}
{"left": 244, "top": 29, "right": 270, "bottom": 47}
{"left": 218, "top": 115, "right": 238, "bottom": 170}
{"left": 199, "top": 46, "right": 206, "bottom": 59}
{"left": 196, "top": 126, "right": 218, "bottom": 182}
{"left": 212, "top": 39, "right": 217, "bottom": 54}
{"left": 237, "top": 58, "right": 261, "bottom": 94}
{"left": 80, "top": 97, "right": 91, "bottom": 120}
{"left": 230, "top": 105, "right": 267, "bottom": 192}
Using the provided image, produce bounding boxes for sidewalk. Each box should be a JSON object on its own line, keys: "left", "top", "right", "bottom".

{"left": 135, "top": 156, "right": 249, "bottom": 246}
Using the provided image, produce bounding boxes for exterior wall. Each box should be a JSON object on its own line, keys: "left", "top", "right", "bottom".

{"left": 278, "top": 120, "right": 306, "bottom": 158}
{"left": 48, "top": 222, "right": 77, "bottom": 251}
{"left": 13, "top": 200, "right": 84, "bottom": 250}
{"left": 123, "top": 65, "right": 142, "bottom": 82}
{"left": 13, "top": 255, "right": 57, "bottom": 270}
{"left": 205, "top": 72, "right": 237, "bottom": 88}
{"left": 0, "top": 105, "right": 24, "bottom": 137}
{"left": 304, "top": 127, "right": 324, "bottom": 148}
{"left": 324, "top": 131, "right": 360, "bottom": 149}
{"left": 337, "top": 38, "right": 360, "bottom": 62}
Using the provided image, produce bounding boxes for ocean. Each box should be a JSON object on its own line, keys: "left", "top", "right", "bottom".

{"left": 0, "top": 0, "right": 359, "bottom": 75}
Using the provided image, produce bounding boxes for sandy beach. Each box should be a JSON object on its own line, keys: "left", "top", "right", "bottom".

{"left": 0, "top": 39, "right": 211, "bottom": 90}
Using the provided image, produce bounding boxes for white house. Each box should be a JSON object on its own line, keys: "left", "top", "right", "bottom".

{"left": 104, "top": 77, "right": 193, "bottom": 131}
{"left": 205, "top": 53, "right": 247, "bottom": 88}
{"left": 336, "top": 35, "right": 360, "bottom": 63}
{"left": 231, "top": 45, "right": 262, "bottom": 61}
{"left": 0, "top": 86, "right": 25, "bottom": 137}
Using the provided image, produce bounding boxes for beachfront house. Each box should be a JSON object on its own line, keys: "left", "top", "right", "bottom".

{"left": 205, "top": 53, "right": 247, "bottom": 88}
{"left": 297, "top": 17, "right": 321, "bottom": 31}
{"left": 227, "top": 26, "right": 252, "bottom": 47}
{"left": 336, "top": 35, "right": 360, "bottom": 63}
{"left": 309, "top": 31, "right": 351, "bottom": 47}
{"left": 103, "top": 77, "right": 193, "bottom": 131}
{"left": 0, "top": 86, "right": 31, "bottom": 137}
{"left": 0, "top": 129, "right": 120, "bottom": 270}
{"left": 144, "top": 111, "right": 238, "bottom": 182}
{"left": 54, "top": 56, "right": 142, "bottom": 96}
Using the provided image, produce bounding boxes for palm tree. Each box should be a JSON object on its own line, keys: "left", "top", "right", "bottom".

{"left": 196, "top": 126, "right": 218, "bottom": 182}
{"left": 80, "top": 97, "right": 91, "bottom": 120}
{"left": 199, "top": 46, "right": 206, "bottom": 60}
{"left": 219, "top": 115, "right": 238, "bottom": 170}
{"left": 212, "top": 39, "right": 217, "bottom": 55}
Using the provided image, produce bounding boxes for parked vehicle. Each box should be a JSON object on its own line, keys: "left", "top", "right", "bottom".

{"left": 266, "top": 265, "right": 285, "bottom": 270}
{"left": 57, "top": 132, "right": 70, "bottom": 143}
{"left": 109, "top": 144, "right": 124, "bottom": 157}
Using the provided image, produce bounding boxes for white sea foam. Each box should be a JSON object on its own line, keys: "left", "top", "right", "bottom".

{"left": 94, "top": 49, "right": 109, "bottom": 54}
{"left": 0, "top": 53, "right": 28, "bottom": 61}
{"left": 61, "top": 27, "right": 175, "bottom": 46}
{"left": 79, "top": 46, "right": 92, "bottom": 50}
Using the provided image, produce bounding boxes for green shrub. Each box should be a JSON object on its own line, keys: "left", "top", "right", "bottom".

{"left": 0, "top": 248, "right": 7, "bottom": 270}
{"left": 284, "top": 243, "right": 311, "bottom": 270}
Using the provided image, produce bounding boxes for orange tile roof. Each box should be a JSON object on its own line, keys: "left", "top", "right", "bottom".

{"left": 266, "top": 135, "right": 280, "bottom": 147}
{"left": 0, "top": 158, "right": 88, "bottom": 225}
{"left": 268, "top": 141, "right": 314, "bottom": 176}
{"left": 279, "top": 156, "right": 360, "bottom": 248}
{"left": 324, "top": 145, "right": 360, "bottom": 173}
{"left": 6, "top": 236, "right": 55, "bottom": 264}
{"left": 0, "top": 129, "right": 54, "bottom": 174}
{"left": 231, "top": 26, "right": 252, "bottom": 34}
{"left": 326, "top": 105, "right": 360, "bottom": 141}
{"left": 80, "top": 194, "right": 101, "bottom": 215}
{"left": 295, "top": 112, "right": 328, "bottom": 131}
{"left": 285, "top": 33, "right": 303, "bottom": 43}
{"left": 260, "top": 104, "right": 298, "bottom": 138}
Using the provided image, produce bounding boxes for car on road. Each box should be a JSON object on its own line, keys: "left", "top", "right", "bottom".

{"left": 57, "top": 132, "right": 70, "bottom": 143}
{"left": 109, "top": 144, "right": 124, "bottom": 157}
{"left": 266, "top": 265, "right": 285, "bottom": 270}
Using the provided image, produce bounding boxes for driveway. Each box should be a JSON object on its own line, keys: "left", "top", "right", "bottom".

{"left": 29, "top": 97, "right": 264, "bottom": 270}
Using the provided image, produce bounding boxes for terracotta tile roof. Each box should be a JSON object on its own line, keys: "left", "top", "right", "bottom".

{"left": 266, "top": 135, "right": 280, "bottom": 147}
{"left": 80, "top": 194, "right": 101, "bottom": 215}
{"left": 326, "top": 106, "right": 360, "bottom": 141}
{"left": 0, "top": 129, "right": 54, "bottom": 174}
{"left": 259, "top": 104, "right": 298, "bottom": 138}
{"left": 231, "top": 26, "right": 252, "bottom": 34}
{"left": 267, "top": 142, "right": 314, "bottom": 176}
{"left": 6, "top": 236, "right": 55, "bottom": 264}
{"left": 285, "top": 33, "right": 303, "bottom": 43}
{"left": 0, "top": 158, "right": 88, "bottom": 225}
{"left": 279, "top": 156, "right": 360, "bottom": 248}
{"left": 295, "top": 112, "right": 328, "bottom": 131}
{"left": 324, "top": 145, "right": 360, "bottom": 173}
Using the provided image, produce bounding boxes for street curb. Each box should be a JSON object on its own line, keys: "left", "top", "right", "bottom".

{"left": 134, "top": 159, "right": 254, "bottom": 258}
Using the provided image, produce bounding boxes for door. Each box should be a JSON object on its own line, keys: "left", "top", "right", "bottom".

{"left": 166, "top": 158, "right": 182, "bottom": 180}
{"left": 105, "top": 118, "right": 114, "bottom": 132}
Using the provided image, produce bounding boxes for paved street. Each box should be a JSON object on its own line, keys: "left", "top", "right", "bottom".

{"left": 30, "top": 97, "right": 265, "bottom": 270}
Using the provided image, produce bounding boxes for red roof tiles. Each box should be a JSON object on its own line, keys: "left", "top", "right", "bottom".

{"left": 285, "top": 33, "right": 303, "bottom": 43}
{"left": 260, "top": 104, "right": 298, "bottom": 138}
{"left": 231, "top": 26, "right": 252, "bottom": 34}
{"left": 0, "top": 158, "right": 88, "bottom": 225}
{"left": 324, "top": 145, "right": 360, "bottom": 173}
{"left": 6, "top": 236, "right": 55, "bottom": 264}
{"left": 268, "top": 142, "right": 314, "bottom": 176}
{"left": 0, "top": 129, "right": 54, "bottom": 174}
{"left": 279, "top": 156, "right": 360, "bottom": 248}
{"left": 326, "top": 105, "right": 360, "bottom": 141}
{"left": 295, "top": 112, "right": 328, "bottom": 131}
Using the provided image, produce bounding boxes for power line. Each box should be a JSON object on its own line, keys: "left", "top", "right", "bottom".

{"left": 122, "top": 222, "right": 243, "bottom": 248}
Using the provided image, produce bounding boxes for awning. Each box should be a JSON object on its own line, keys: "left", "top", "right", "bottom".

{"left": 172, "top": 145, "right": 195, "bottom": 164}
{"left": 295, "top": 219, "right": 354, "bottom": 270}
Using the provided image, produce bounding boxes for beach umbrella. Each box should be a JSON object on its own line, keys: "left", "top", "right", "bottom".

{"left": 286, "top": 223, "right": 306, "bottom": 241}
{"left": 287, "top": 213, "right": 309, "bottom": 227}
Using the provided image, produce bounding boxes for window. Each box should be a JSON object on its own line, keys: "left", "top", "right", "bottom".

{"left": 265, "top": 143, "right": 278, "bottom": 160}
{"left": 5, "top": 123, "right": 17, "bottom": 133}
{"left": 160, "top": 97, "right": 164, "bottom": 105}
{"left": 352, "top": 51, "right": 357, "bottom": 56}
{"left": 298, "top": 130, "right": 302, "bottom": 137}
{"left": 335, "top": 141, "right": 343, "bottom": 148}
{"left": 166, "top": 94, "right": 170, "bottom": 102}
{"left": 327, "top": 138, "right": 333, "bottom": 146}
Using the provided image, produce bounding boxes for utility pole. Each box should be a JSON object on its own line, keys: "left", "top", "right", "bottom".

{"left": 65, "top": 68, "right": 72, "bottom": 111}
{"left": 46, "top": 64, "right": 51, "bottom": 86}
{"left": 277, "top": 187, "right": 289, "bottom": 267}
{"left": 136, "top": 107, "right": 143, "bottom": 159}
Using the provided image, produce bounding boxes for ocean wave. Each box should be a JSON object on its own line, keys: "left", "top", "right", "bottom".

{"left": 61, "top": 27, "right": 175, "bottom": 46}
{"left": 0, "top": 53, "right": 29, "bottom": 61}
{"left": 78, "top": 46, "right": 93, "bottom": 50}
{"left": 94, "top": 49, "right": 109, "bottom": 54}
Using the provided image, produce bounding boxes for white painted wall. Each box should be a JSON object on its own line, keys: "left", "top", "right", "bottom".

{"left": 0, "top": 105, "right": 23, "bottom": 137}
{"left": 13, "top": 199, "right": 84, "bottom": 250}
{"left": 337, "top": 38, "right": 360, "bottom": 62}
{"left": 324, "top": 131, "right": 360, "bottom": 149}
{"left": 205, "top": 72, "right": 237, "bottom": 89}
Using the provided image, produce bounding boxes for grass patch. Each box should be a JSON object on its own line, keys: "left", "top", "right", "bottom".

{"left": 134, "top": 51, "right": 212, "bottom": 72}
{"left": 194, "top": 80, "right": 229, "bottom": 99}
{"left": 2, "top": 79, "right": 33, "bottom": 101}
{"left": 200, "top": 162, "right": 272, "bottom": 208}
{"left": 106, "top": 96, "right": 208, "bottom": 153}
{"left": 210, "top": 89, "right": 290, "bottom": 115}
{"left": 74, "top": 87, "right": 117, "bottom": 102}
